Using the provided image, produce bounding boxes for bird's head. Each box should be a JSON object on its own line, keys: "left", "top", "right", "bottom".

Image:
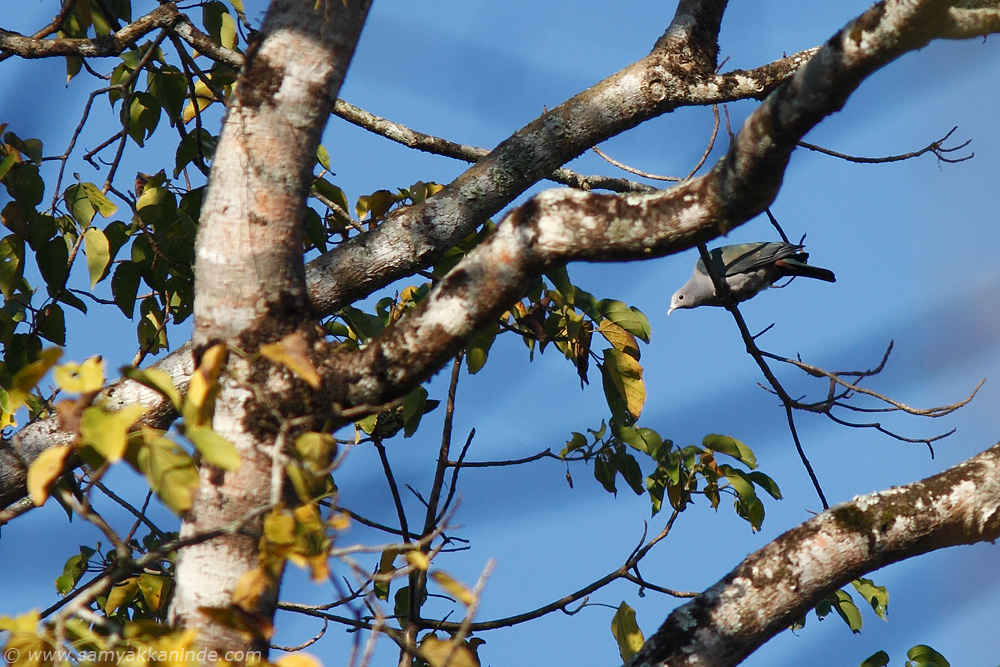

{"left": 667, "top": 288, "right": 690, "bottom": 315}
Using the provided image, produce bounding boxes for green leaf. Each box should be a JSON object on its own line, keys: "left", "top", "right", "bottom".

{"left": 137, "top": 573, "right": 171, "bottom": 614}
{"left": 174, "top": 129, "right": 217, "bottom": 177}
{"left": 61, "top": 185, "right": 91, "bottom": 224}
{"left": 824, "top": 589, "right": 863, "bottom": 633}
{"left": 545, "top": 266, "right": 576, "bottom": 304}
{"left": 127, "top": 92, "right": 161, "bottom": 147}
{"left": 80, "top": 403, "right": 147, "bottom": 462}
{"left": 56, "top": 288, "right": 87, "bottom": 314}
{"left": 0, "top": 150, "right": 18, "bottom": 182}
{"left": 122, "top": 367, "right": 182, "bottom": 410}
{"left": 562, "top": 432, "right": 588, "bottom": 457}
{"left": 5, "top": 163, "right": 44, "bottom": 207}
{"left": 598, "top": 299, "right": 651, "bottom": 343}
{"left": 105, "top": 576, "right": 140, "bottom": 615}
{"left": 293, "top": 432, "right": 337, "bottom": 473}
{"left": 594, "top": 455, "right": 617, "bottom": 495}
{"left": 615, "top": 423, "right": 662, "bottom": 456}
{"left": 851, "top": 577, "right": 889, "bottom": 621}
{"left": 613, "top": 450, "right": 646, "bottom": 495}
{"left": 401, "top": 385, "right": 429, "bottom": 438}
{"left": 183, "top": 424, "right": 241, "bottom": 471}
{"left": 316, "top": 144, "right": 331, "bottom": 171}
{"left": 4, "top": 132, "right": 43, "bottom": 165}
{"left": 37, "top": 236, "right": 69, "bottom": 290}
{"left": 147, "top": 65, "right": 188, "bottom": 122}
{"left": 83, "top": 227, "right": 111, "bottom": 288}
{"left": 203, "top": 1, "right": 234, "bottom": 48}
{"left": 37, "top": 303, "right": 66, "bottom": 346}
{"left": 702, "top": 433, "right": 757, "bottom": 469}
{"left": 133, "top": 431, "right": 199, "bottom": 515}
{"left": 111, "top": 261, "right": 141, "bottom": 318}
{"left": 860, "top": 650, "right": 890, "bottom": 667}
{"left": 55, "top": 546, "right": 95, "bottom": 596}
{"left": 906, "top": 645, "right": 950, "bottom": 667}
{"left": 0, "top": 234, "right": 25, "bottom": 299}
{"left": 747, "top": 470, "right": 782, "bottom": 500}
{"left": 64, "top": 183, "right": 110, "bottom": 226}
{"left": 466, "top": 324, "right": 498, "bottom": 374}
{"left": 82, "top": 182, "right": 117, "bottom": 218}
{"left": 610, "top": 602, "right": 645, "bottom": 662}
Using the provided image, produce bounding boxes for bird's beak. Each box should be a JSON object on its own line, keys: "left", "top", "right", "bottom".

{"left": 666, "top": 306, "right": 675, "bottom": 316}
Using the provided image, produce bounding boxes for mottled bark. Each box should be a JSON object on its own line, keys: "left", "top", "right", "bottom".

{"left": 167, "top": 0, "right": 371, "bottom": 658}
{"left": 627, "top": 442, "right": 1000, "bottom": 667}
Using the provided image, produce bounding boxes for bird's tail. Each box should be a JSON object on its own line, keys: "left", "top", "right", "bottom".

{"left": 776, "top": 258, "right": 836, "bottom": 283}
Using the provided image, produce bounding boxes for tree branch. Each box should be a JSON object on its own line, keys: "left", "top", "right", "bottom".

{"left": 626, "top": 440, "right": 1000, "bottom": 667}
{"left": 320, "top": 0, "right": 961, "bottom": 409}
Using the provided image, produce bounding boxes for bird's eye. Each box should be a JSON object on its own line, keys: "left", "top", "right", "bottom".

{"left": 678, "top": 295, "right": 684, "bottom": 301}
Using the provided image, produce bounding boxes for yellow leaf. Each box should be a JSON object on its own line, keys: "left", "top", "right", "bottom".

{"left": 185, "top": 343, "right": 227, "bottom": 426}
{"left": 611, "top": 601, "right": 645, "bottom": 661}
{"left": 598, "top": 319, "right": 640, "bottom": 358}
{"left": 53, "top": 356, "right": 105, "bottom": 393}
{"left": 7, "top": 347, "right": 62, "bottom": 410}
{"left": 259, "top": 332, "right": 321, "bottom": 389}
{"left": 431, "top": 571, "right": 476, "bottom": 606}
{"left": 232, "top": 567, "right": 273, "bottom": 612}
{"left": 602, "top": 348, "right": 645, "bottom": 420}
{"left": 263, "top": 510, "right": 297, "bottom": 545}
{"left": 134, "top": 432, "right": 199, "bottom": 514}
{"left": 328, "top": 511, "right": 350, "bottom": 531}
{"left": 137, "top": 573, "right": 171, "bottom": 613}
{"left": 406, "top": 551, "right": 430, "bottom": 571}
{"left": 419, "top": 636, "right": 480, "bottom": 667}
{"left": 293, "top": 431, "right": 337, "bottom": 472}
{"left": 0, "top": 609, "right": 40, "bottom": 633}
{"left": 26, "top": 444, "right": 72, "bottom": 506}
{"left": 184, "top": 424, "right": 241, "bottom": 470}
{"left": 80, "top": 403, "right": 147, "bottom": 462}
{"left": 105, "top": 576, "right": 140, "bottom": 615}
{"left": 275, "top": 654, "right": 323, "bottom": 667}
{"left": 182, "top": 78, "right": 216, "bottom": 124}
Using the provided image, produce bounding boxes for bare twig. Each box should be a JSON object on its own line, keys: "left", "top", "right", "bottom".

{"left": 798, "top": 126, "right": 973, "bottom": 164}
{"left": 593, "top": 146, "right": 682, "bottom": 182}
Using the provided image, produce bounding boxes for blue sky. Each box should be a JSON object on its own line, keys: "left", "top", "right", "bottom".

{"left": 2, "top": 1, "right": 1000, "bottom": 666}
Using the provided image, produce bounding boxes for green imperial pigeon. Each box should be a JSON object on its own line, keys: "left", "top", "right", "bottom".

{"left": 668, "top": 242, "right": 836, "bottom": 314}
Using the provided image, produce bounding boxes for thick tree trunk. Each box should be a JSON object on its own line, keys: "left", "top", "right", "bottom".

{"left": 167, "top": 0, "right": 371, "bottom": 658}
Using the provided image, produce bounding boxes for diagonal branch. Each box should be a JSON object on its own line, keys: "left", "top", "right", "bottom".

{"left": 319, "top": 0, "right": 963, "bottom": 411}
{"left": 626, "top": 440, "right": 1000, "bottom": 667}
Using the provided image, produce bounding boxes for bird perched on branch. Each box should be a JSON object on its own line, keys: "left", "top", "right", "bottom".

{"left": 668, "top": 242, "right": 835, "bottom": 315}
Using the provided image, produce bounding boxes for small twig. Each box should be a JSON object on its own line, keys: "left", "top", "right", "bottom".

{"left": 764, "top": 209, "right": 790, "bottom": 243}
{"left": 373, "top": 435, "right": 411, "bottom": 543}
{"left": 683, "top": 104, "right": 721, "bottom": 180}
{"left": 592, "top": 146, "right": 682, "bottom": 182}
{"left": 92, "top": 480, "right": 165, "bottom": 538}
{"left": 798, "top": 126, "right": 973, "bottom": 164}
{"left": 271, "top": 618, "right": 328, "bottom": 652}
